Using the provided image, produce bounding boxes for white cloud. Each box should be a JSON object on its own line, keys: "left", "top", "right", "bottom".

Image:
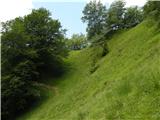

{"left": 0, "top": 0, "right": 33, "bottom": 22}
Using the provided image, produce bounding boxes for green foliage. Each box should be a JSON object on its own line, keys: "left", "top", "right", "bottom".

{"left": 82, "top": 0, "right": 107, "bottom": 39}
{"left": 106, "top": 0, "right": 126, "bottom": 29}
{"left": 82, "top": 0, "right": 144, "bottom": 46}
{"left": 106, "top": 0, "right": 144, "bottom": 30}
{"left": 91, "top": 34, "right": 109, "bottom": 57}
{"left": 124, "top": 6, "right": 144, "bottom": 28}
{"left": 13, "top": 60, "right": 39, "bottom": 80}
{"left": 1, "top": 74, "right": 39, "bottom": 120}
{"left": 66, "top": 34, "right": 87, "bottom": 50}
{"left": 143, "top": 1, "right": 160, "bottom": 17}
{"left": 24, "top": 8, "right": 65, "bottom": 53}
{"left": 2, "top": 18, "right": 30, "bottom": 74}
{"left": 23, "top": 8, "right": 67, "bottom": 73}
{"left": 143, "top": 1, "right": 160, "bottom": 27}
{"left": 1, "top": 8, "right": 67, "bottom": 120}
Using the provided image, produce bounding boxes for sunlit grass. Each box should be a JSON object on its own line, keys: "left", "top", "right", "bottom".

{"left": 17, "top": 19, "right": 160, "bottom": 120}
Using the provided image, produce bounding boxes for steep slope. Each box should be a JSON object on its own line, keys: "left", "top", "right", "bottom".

{"left": 18, "top": 19, "right": 160, "bottom": 120}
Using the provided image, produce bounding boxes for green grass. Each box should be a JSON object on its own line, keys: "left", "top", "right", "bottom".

{"left": 17, "top": 19, "right": 160, "bottom": 120}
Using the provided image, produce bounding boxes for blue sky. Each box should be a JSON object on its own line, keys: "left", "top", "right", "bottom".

{"left": 33, "top": 2, "right": 87, "bottom": 38}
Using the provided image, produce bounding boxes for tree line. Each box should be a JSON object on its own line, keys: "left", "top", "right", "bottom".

{"left": 82, "top": 0, "right": 144, "bottom": 41}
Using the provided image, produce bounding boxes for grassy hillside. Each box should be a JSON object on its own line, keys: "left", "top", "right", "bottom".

{"left": 17, "top": 19, "right": 160, "bottom": 120}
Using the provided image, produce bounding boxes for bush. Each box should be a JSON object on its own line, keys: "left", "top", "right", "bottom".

{"left": 66, "top": 34, "right": 87, "bottom": 50}
{"left": 1, "top": 75, "right": 40, "bottom": 120}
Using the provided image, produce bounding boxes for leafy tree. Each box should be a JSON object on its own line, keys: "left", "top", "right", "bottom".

{"left": 82, "top": 0, "right": 107, "bottom": 39}
{"left": 143, "top": 1, "right": 160, "bottom": 17}
{"left": 106, "top": 0, "right": 126, "bottom": 30}
{"left": 67, "top": 34, "right": 87, "bottom": 50}
{"left": 143, "top": 1, "right": 160, "bottom": 27}
{"left": 1, "top": 18, "right": 32, "bottom": 75}
{"left": 123, "top": 6, "right": 144, "bottom": 28}
{"left": 1, "top": 62, "right": 39, "bottom": 120}
{"left": 23, "top": 8, "right": 68, "bottom": 75}
{"left": 1, "top": 8, "right": 67, "bottom": 120}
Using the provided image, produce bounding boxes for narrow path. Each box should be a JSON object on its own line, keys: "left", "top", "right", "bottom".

{"left": 32, "top": 81, "right": 59, "bottom": 95}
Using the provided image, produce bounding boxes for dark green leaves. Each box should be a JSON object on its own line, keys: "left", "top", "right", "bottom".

{"left": 1, "top": 8, "right": 67, "bottom": 120}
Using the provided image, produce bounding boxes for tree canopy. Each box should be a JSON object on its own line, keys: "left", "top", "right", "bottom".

{"left": 66, "top": 34, "right": 87, "bottom": 50}
{"left": 106, "top": 0, "right": 126, "bottom": 29}
{"left": 82, "top": 0, "right": 144, "bottom": 43}
{"left": 1, "top": 8, "right": 67, "bottom": 120}
{"left": 82, "top": 0, "right": 107, "bottom": 40}
{"left": 123, "top": 6, "right": 144, "bottom": 28}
